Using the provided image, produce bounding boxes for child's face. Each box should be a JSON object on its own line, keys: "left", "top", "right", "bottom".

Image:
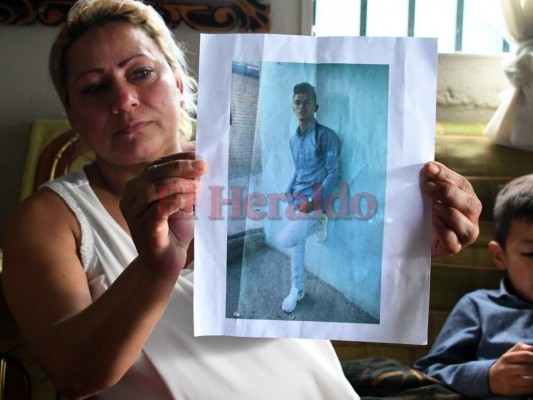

{"left": 489, "top": 220, "right": 533, "bottom": 303}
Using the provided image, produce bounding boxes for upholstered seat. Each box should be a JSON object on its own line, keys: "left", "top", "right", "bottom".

{"left": 19, "top": 118, "right": 85, "bottom": 200}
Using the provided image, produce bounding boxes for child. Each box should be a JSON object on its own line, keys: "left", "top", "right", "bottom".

{"left": 414, "top": 174, "right": 533, "bottom": 398}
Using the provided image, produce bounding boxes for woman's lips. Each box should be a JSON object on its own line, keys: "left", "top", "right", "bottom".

{"left": 115, "top": 121, "right": 151, "bottom": 136}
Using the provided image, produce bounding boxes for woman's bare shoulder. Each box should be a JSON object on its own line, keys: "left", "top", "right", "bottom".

{"left": 3, "top": 188, "right": 82, "bottom": 277}
{"left": 6, "top": 188, "right": 80, "bottom": 240}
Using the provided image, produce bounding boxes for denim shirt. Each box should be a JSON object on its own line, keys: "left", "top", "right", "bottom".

{"left": 286, "top": 119, "right": 340, "bottom": 208}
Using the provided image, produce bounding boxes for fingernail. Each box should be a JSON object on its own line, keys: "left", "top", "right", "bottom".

{"left": 192, "top": 160, "right": 204, "bottom": 170}
{"left": 427, "top": 162, "right": 440, "bottom": 176}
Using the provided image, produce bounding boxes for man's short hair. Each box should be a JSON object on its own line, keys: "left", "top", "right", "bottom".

{"left": 293, "top": 82, "right": 316, "bottom": 103}
{"left": 493, "top": 174, "right": 533, "bottom": 247}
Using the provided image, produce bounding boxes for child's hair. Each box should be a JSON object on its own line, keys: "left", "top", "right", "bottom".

{"left": 493, "top": 174, "right": 533, "bottom": 248}
{"left": 293, "top": 82, "right": 317, "bottom": 103}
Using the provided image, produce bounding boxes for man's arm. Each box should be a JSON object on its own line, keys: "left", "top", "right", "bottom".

{"left": 285, "top": 172, "right": 297, "bottom": 200}
{"left": 311, "top": 127, "right": 340, "bottom": 206}
{"left": 285, "top": 136, "right": 297, "bottom": 202}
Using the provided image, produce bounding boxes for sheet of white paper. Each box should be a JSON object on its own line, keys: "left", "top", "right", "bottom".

{"left": 194, "top": 34, "right": 437, "bottom": 344}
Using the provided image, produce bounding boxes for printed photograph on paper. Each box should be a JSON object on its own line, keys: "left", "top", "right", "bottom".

{"left": 220, "top": 61, "right": 389, "bottom": 324}
{"left": 195, "top": 34, "right": 437, "bottom": 343}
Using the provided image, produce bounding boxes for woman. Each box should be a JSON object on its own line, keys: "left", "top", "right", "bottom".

{"left": 2, "top": 0, "right": 482, "bottom": 399}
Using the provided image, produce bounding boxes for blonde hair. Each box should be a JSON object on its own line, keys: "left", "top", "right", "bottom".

{"left": 49, "top": 0, "right": 196, "bottom": 141}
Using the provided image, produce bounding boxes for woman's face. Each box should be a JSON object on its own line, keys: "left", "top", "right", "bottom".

{"left": 65, "top": 21, "right": 183, "bottom": 167}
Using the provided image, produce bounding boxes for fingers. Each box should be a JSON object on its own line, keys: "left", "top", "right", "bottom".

{"left": 422, "top": 162, "right": 480, "bottom": 220}
{"left": 157, "top": 181, "right": 198, "bottom": 219}
{"left": 145, "top": 152, "right": 206, "bottom": 181}
{"left": 430, "top": 215, "right": 463, "bottom": 256}
{"left": 422, "top": 162, "right": 482, "bottom": 255}
{"left": 499, "top": 343, "right": 533, "bottom": 372}
{"left": 431, "top": 196, "right": 479, "bottom": 247}
{"left": 121, "top": 155, "right": 206, "bottom": 221}
{"left": 422, "top": 161, "right": 473, "bottom": 192}
{"left": 490, "top": 343, "right": 533, "bottom": 395}
{"left": 508, "top": 342, "right": 533, "bottom": 353}
{"left": 122, "top": 175, "right": 200, "bottom": 221}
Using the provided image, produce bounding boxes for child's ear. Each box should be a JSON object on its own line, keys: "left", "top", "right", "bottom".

{"left": 488, "top": 240, "right": 507, "bottom": 271}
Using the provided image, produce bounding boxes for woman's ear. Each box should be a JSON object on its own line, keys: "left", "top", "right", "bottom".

{"left": 488, "top": 240, "right": 507, "bottom": 271}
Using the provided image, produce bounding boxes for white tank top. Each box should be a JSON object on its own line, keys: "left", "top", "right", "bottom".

{"left": 44, "top": 168, "right": 359, "bottom": 400}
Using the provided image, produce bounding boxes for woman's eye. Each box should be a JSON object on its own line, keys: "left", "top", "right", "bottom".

{"left": 81, "top": 82, "right": 106, "bottom": 95}
{"left": 521, "top": 252, "right": 533, "bottom": 258}
{"left": 133, "top": 68, "right": 153, "bottom": 79}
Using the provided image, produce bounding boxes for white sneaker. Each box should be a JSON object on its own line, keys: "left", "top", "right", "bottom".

{"left": 281, "top": 288, "right": 305, "bottom": 313}
{"left": 315, "top": 214, "right": 328, "bottom": 243}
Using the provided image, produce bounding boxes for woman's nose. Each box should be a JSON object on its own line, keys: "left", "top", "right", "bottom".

{"left": 110, "top": 82, "right": 140, "bottom": 114}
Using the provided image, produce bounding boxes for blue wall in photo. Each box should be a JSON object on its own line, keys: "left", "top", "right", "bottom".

{"left": 259, "top": 62, "right": 389, "bottom": 319}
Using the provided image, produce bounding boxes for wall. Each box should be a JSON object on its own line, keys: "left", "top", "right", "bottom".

{"left": 437, "top": 54, "right": 509, "bottom": 121}
{"left": 0, "top": 0, "right": 512, "bottom": 244}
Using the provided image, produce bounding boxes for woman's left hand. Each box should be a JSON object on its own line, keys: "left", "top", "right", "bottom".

{"left": 421, "top": 161, "right": 482, "bottom": 257}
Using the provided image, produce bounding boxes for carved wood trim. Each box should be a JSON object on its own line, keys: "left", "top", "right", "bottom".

{"left": 0, "top": 0, "right": 270, "bottom": 31}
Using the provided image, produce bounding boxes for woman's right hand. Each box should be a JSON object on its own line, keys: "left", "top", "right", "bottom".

{"left": 120, "top": 152, "right": 207, "bottom": 276}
